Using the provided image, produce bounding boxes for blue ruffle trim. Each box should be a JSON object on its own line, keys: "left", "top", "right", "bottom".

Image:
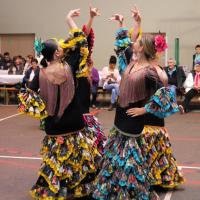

{"left": 145, "top": 87, "right": 179, "bottom": 118}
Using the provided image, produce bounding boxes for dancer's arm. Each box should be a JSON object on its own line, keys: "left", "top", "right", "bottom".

{"left": 127, "top": 87, "right": 181, "bottom": 118}
{"left": 66, "top": 9, "right": 80, "bottom": 29}
{"left": 109, "top": 14, "right": 124, "bottom": 28}
{"left": 130, "top": 5, "right": 142, "bottom": 42}
{"left": 84, "top": 7, "right": 100, "bottom": 36}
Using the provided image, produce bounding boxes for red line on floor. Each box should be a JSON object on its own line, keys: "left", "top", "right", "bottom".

{"left": 0, "top": 147, "right": 38, "bottom": 157}
{"left": 184, "top": 181, "right": 200, "bottom": 186}
{"left": 89, "top": 109, "right": 101, "bottom": 115}
{"left": 21, "top": 152, "right": 36, "bottom": 157}
{"left": 181, "top": 169, "right": 196, "bottom": 173}
{"left": 7, "top": 150, "right": 19, "bottom": 154}
{"left": 0, "top": 159, "right": 38, "bottom": 169}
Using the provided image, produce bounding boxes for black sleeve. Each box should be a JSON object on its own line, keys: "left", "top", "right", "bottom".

{"left": 180, "top": 67, "right": 186, "bottom": 83}
{"left": 64, "top": 48, "right": 81, "bottom": 76}
{"left": 145, "top": 67, "right": 162, "bottom": 94}
{"left": 28, "top": 69, "right": 40, "bottom": 92}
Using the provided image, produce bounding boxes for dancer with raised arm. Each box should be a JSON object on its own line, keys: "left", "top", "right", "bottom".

{"left": 93, "top": 23, "right": 162, "bottom": 200}
{"left": 111, "top": 6, "right": 184, "bottom": 189}
{"left": 19, "top": 9, "right": 102, "bottom": 199}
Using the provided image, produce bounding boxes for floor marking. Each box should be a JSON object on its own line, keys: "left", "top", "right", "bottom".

{"left": 178, "top": 166, "right": 200, "bottom": 170}
{"left": 0, "top": 155, "right": 41, "bottom": 160}
{"left": 1, "top": 155, "right": 200, "bottom": 170}
{"left": 0, "top": 113, "right": 21, "bottom": 122}
{"left": 163, "top": 191, "right": 173, "bottom": 200}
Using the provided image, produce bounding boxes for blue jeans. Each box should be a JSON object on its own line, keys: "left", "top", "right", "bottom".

{"left": 104, "top": 83, "right": 119, "bottom": 104}
{"left": 169, "top": 85, "right": 177, "bottom": 95}
{"left": 91, "top": 85, "right": 98, "bottom": 105}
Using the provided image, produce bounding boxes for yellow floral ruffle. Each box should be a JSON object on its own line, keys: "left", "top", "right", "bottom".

{"left": 139, "top": 125, "right": 185, "bottom": 188}
{"left": 30, "top": 129, "right": 102, "bottom": 199}
{"left": 59, "top": 29, "right": 89, "bottom": 78}
{"left": 18, "top": 88, "right": 48, "bottom": 120}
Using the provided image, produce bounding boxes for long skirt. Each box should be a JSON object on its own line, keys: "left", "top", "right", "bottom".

{"left": 93, "top": 127, "right": 158, "bottom": 200}
{"left": 138, "top": 125, "right": 184, "bottom": 188}
{"left": 30, "top": 129, "right": 102, "bottom": 199}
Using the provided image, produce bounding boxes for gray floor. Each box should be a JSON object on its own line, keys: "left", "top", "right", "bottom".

{"left": 0, "top": 106, "right": 200, "bottom": 199}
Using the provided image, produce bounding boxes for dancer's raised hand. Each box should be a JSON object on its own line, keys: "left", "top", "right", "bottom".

{"left": 67, "top": 9, "right": 80, "bottom": 19}
{"left": 109, "top": 14, "right": 124, "bottom": 27}
{"left": 90, "top": 7, "right": 101, "bottom": 18}
{"left": 131, "top": 5, "right": 141, "bottom": 24}
{"left": 109, "top": 14, "right": 124, "bottom": 23}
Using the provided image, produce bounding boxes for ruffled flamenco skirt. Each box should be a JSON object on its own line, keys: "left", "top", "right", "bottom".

{"left": 138, "top": 125, "right": 184, "bottom": 188}
{"left": 83, "top": 113, "right": 106, "bottom": 155}
{"left": 92, "top": 127, "right": 159, "bottom": 200}
{"left": 30, "top": 129, "right": 102, "bottom": 199}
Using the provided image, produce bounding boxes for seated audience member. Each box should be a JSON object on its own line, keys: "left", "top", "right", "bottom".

{"left": 164, "top": 58, "right": 186, "bottom": 95}
{"left": 182, "top": 59, "right": 200, "bottom": 113}
{"left": 3, "top": 52, "right": 13, "bottom": 70}
{"left": 192, "top": 44, "right": 200, "bottom": 70}
{"left": 0, "top": 54, "right": 4, "bottom": 70}
{"left": 88, "top": 60, "right": 100, "bottom": 108}
{"left": 22, "top": 58, "right": 39, "bottom": 87}
{"left": 101, "top": 55, "right": 121, "bottom": 111}
{"left": 23, "top": 55, "right": 33, "bottom": 74}
{"left": 8, "top": 56, "right": 24, "bottom": 75}
{"left": 20, "top": 56, "right": 26, "bottom": 68}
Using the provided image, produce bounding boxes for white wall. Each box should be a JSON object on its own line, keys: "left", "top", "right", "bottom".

{"left": 0, "top": 0, "right": 200, "bottom": 69}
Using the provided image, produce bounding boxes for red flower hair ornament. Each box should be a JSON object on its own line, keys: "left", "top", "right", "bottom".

{"left": 154, "top": 35, "right": 168, "bottom": 53}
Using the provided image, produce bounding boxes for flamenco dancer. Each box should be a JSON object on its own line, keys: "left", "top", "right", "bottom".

{"left": 93, "top": 23, "right": 165, "bottom": 200}
{"left": 19, "top": 9, "right": 102, "bottom": 199}
{"left": 112, "top": 7, "right": 184, "bottom": 189}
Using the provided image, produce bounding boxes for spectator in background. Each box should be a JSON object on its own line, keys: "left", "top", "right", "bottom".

{"left": 183, "top": 59, "right": 200, "bottom": 113}
{"left": 164, "top": 58, "right": 186, "bottom": 95}
{"left": 101, "top": 55, "right": 121, "bottom": 111}
{"left": 23, "top": 55, "right": 33, "bottom": 74}
{"left": 3, "top": 52, "right": 13, "bottom": 70}
{"left": 0, "top": 54, "right": 4, "bottom": 70}
{"left": 192, "top": 44, "right": 200, "bottom": 70}
{"left": 88, "top": 60, "right": 100, "bottom": 108}
{"left": 22, "top": 58, "right": 39, "bottom": 87}
{"left": 8, "top": 56, "right": 24, "bottom": 74}
{"left": 21, "top": 56, "right": 26, "bottom": 67}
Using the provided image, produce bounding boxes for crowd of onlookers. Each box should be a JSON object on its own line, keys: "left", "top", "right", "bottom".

{"left": 0, "top": 44, "right": 200, "bottom": 112}
{"left": 0, "top": 52, "right": 40, "bottom": 87}
{"left": 91, "top": 44, "right": 200, "bottom": 112}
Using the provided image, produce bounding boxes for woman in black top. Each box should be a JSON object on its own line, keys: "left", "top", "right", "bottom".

{"left": 113, "top": 9, "right": 184, "bottom": 189}
{"left": 127, "top": 64, "right": 184, "bottom": 189}
{"left": 93, "top": 31, "right": 161, "bottom": 199}
{"left": 19, "top": 9, "right": 102, "bottom": 199}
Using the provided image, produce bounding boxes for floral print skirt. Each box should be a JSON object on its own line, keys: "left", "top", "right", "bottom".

{"left": 30, "top": 129, "right": 102, "bottom": 199}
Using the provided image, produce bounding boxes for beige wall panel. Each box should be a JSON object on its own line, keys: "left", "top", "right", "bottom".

{"left": 0, "top": 0, "right": 199, "bottom": 69}
{"left": 0, "top": 34, "right": 35, "bottom": 57}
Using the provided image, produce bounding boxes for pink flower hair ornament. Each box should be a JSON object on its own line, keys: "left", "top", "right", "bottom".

{"left": 154, "top": 34, "right": 168, "bottom": 53}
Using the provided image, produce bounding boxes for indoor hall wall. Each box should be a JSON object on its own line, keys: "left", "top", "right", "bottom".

{"left": 0, "top": 0, "right": 199, "bottom": 70}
